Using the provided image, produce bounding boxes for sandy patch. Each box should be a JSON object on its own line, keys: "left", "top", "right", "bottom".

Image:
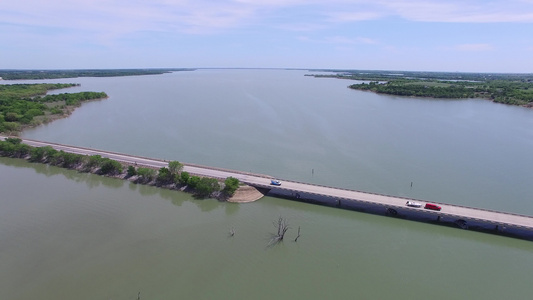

{"left": 227, "top": 185, "right": 268, "bottom": 203}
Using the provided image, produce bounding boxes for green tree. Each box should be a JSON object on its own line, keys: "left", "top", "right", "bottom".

{"left": 127, "top": 165, "right": 137, "bottom": 177}
{"left": 24, "top": 108, "right": 44, "bottom": 120}
{"left": 42, "top": 146, "right": 57, "bottom": 162}
{"left": 137, "top": 167, "right": 156, "bottom": 181}
{"left": 86, "top": 155, "right": 104, "bottom": 168}
{"left": 5, "top": 112, "right": 20, "bottom": 122}
{"left": 55, "top": 151, "right": 83, "bottom": 168}
{"left": 30, "top": 146, "right": 46, "bottom": 162}
{"left": 5, "top": 137, "right": 22, "bottom": 144}
{"left": 0, "top": 140, "right": 16, "bottom": 156}
{"left": 15, "top": 143, "right": 31, "bottom": 158}
{"left": 178, "top": 171, "right": 190, "bottom": 185}
{"left": 187, "top": 175, "right": 201, "bottom": 189}
{"left": 100, "top": 158, "right": 122, "bottom": 175}
{"left": 2, "top": 122, "right": 19, "bottom": 132}
{"left": 168, "top": 161, "right": 183, "bottom": 174}
{"left": 195, "top": 177, "right": 220, "bottom": 198}
{"left": 223, "top": 177, "right": 240, "bottom": 196}
{"left": 156, "top": 167, "right": 173, "bottom": 185}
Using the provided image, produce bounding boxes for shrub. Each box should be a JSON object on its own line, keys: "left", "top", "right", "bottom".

{"left": 86, "top": 155, "right": 104, "bottom": 168}
{"left": 137, "top": 167, "right": 156, "bottom": 181}
{"left": 127, "top": 165, "right": 137, "bottom": 177}
{"left": 168, "top": 161, "right": 183, "bottom": 174}
{"left": 2, "top": 122, "right": 20, "bottom": 132}
{"left": 42, "top": 146, "right": 57, "bottom": 162}
{"left": 54, "top": 151, "right": 83, "bottom": 168}
{"left": 5, "top": 137, "right": 22, "bottom": 144}
{"left": 195, "top": 177, "right": 220, "bottom": 198}
{"left": 100, "top": 158, "right": 122, "bottom": 175}
{"left": 30, "top": 147, "right": 46, "bottom": 162}
{"left": 223, "top": 177, "right": 240, "bottom": 196}
{"left": 178, "top": 171, "right": 190, "bottom": 185}
{"left": 156, "top": 167, "right": 173, "bottom": 185}
{"left": 187, "top": 175, "right": 201, "bottom": 189}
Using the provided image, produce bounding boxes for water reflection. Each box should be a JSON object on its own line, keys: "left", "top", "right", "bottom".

{"left": 225, "top": 202, "right": 240, "bottom": 216}
{"left": 136, "top": 182, "right": 160, "bottom": 197}
{"left": 1, "top": 156, "right": 233, "bottom": 215}
{"left": 2, "top": 156, "right": 533, "bottom": 300}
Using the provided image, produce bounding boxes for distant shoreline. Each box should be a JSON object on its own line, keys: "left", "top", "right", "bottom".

{"left": 0, "top": 68, "right": 195, "bottom": 80}
{"left": 310, "top": 72, "right": 533, "bottom": 108}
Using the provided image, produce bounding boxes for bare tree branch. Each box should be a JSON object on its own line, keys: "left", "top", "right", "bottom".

{"left": 268, "top": 216, "right": 290, "bottom": 246}
{"left": 294, "top": 226, "right": 301, "bottom": 242}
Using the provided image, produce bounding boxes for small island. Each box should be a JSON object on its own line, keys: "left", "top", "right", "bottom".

{"left": 310, "top": 70, "right": 533, "bottom": 107}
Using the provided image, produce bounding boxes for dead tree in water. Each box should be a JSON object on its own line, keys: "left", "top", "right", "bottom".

{"left": 268, "top": 217, "right": 289, "bottom": 246}
{"left": 294, "top": 226, "right": 301, "bottom": 242}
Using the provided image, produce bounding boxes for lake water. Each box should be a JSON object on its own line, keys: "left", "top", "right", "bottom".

{"left": 2, "top": 69, "right": 533, "bottom": 299}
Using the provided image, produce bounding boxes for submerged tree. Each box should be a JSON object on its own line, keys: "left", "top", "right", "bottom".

{"left": 268, "top": 217, "right": 290, "bottom": 246}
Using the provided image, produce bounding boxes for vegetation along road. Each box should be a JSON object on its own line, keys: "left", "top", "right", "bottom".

{"left": 4, "top": 136, "right": 533, "bottom": 232}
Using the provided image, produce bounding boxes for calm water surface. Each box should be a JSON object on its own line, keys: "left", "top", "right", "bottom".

{"left": 18, "top": 69, "right": 533, "bottom": 214}
{"left": 1, "top": 157, "right": 532, "bottom": 300}
{"left": 2, "top": 69, "right": 533, "bottom": 299}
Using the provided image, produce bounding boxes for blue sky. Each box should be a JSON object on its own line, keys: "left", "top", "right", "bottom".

{"left": 2, "top": 0, "right": 533, "bottom": 72}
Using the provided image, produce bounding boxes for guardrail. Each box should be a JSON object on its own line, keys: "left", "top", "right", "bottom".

{"left": 254, "top": 177, "right": 533, "bottom": 220}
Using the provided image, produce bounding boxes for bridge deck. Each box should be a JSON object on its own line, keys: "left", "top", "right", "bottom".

{"left": 5, "top": 136, "right": 533, "bottom": 231}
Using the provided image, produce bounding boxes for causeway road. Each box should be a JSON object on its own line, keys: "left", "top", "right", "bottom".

{"left": 3, "top": 136, "right": 533, "bottom": 230}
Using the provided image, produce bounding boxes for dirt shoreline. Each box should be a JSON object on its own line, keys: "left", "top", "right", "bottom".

{"left": 227, "top": 185, "right": 268, "bottom": 203}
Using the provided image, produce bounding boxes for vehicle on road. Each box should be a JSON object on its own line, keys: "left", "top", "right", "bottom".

{"left": 270, "top": 179, "right": 281, "bottom": 186}
{"left": 406, "top": 201, "right": 422, "bottom": 208}
{"left": 424, "top": 203, "right": 442, "bottom": 211}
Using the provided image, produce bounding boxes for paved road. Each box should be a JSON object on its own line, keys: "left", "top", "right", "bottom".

{"left": 3, "top": 136, "right": 533, "bottom": 230}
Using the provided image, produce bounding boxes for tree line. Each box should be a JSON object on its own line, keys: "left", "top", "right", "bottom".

{"left": 0, "top": 69, "right": 194, "bottom": 80}
{"left": 310, "top": 70, "right": 533, "bottom": 82}
{"left": 311, "top": 70, "right": 533, "bottom": 107}
{"left": 348, "top": 79, "right": 533, "bottom": 106}
{"left": 0, "top": 138, "right": 240, "bottom": 199}
{"left": 350, "top": 81, "right": 476, "bottom": 98}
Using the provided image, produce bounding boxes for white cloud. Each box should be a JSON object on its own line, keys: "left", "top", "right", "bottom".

{"left": 0, "top": 0, "right": 259, "bottom": 35}
{"left": 298, "top": 35, "right": 378, "bottom": 45}
{"left": 454, "top": 43, "right": 494, "bottom": 51}
{"left": 377, "top": 0, "right": 533, "bottom": 23}
{"left": 325, "top": 0, "right": 533, "bottom": 23}
{"left": 325, "top": 11, "right": 382, "bottom": 22}
{"left": 2, "top": 0, "right": 533, "bottom": 43}
{"left": 326, "top": 36, "right": 378, "bottom": 45}
{"left": 274, "top": 23, "right": 328, "bottom": 32}
{"left": 9, "top": 1, "right": 533, "bottom": 26}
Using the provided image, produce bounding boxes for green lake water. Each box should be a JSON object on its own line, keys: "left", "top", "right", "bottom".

{"left": 1, "top": 158, "right": 532, "bottom": 300}
{"left": 1, "top": 69, "right": 533, "bottom": 299}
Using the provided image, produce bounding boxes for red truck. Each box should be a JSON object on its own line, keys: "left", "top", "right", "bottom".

{"left": 424, "top": 203, "right": 442, "bottom": 211}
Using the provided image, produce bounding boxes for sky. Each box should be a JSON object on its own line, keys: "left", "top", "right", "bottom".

{"left": 1, "top": 0, "right": 533, "bottom": 72}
